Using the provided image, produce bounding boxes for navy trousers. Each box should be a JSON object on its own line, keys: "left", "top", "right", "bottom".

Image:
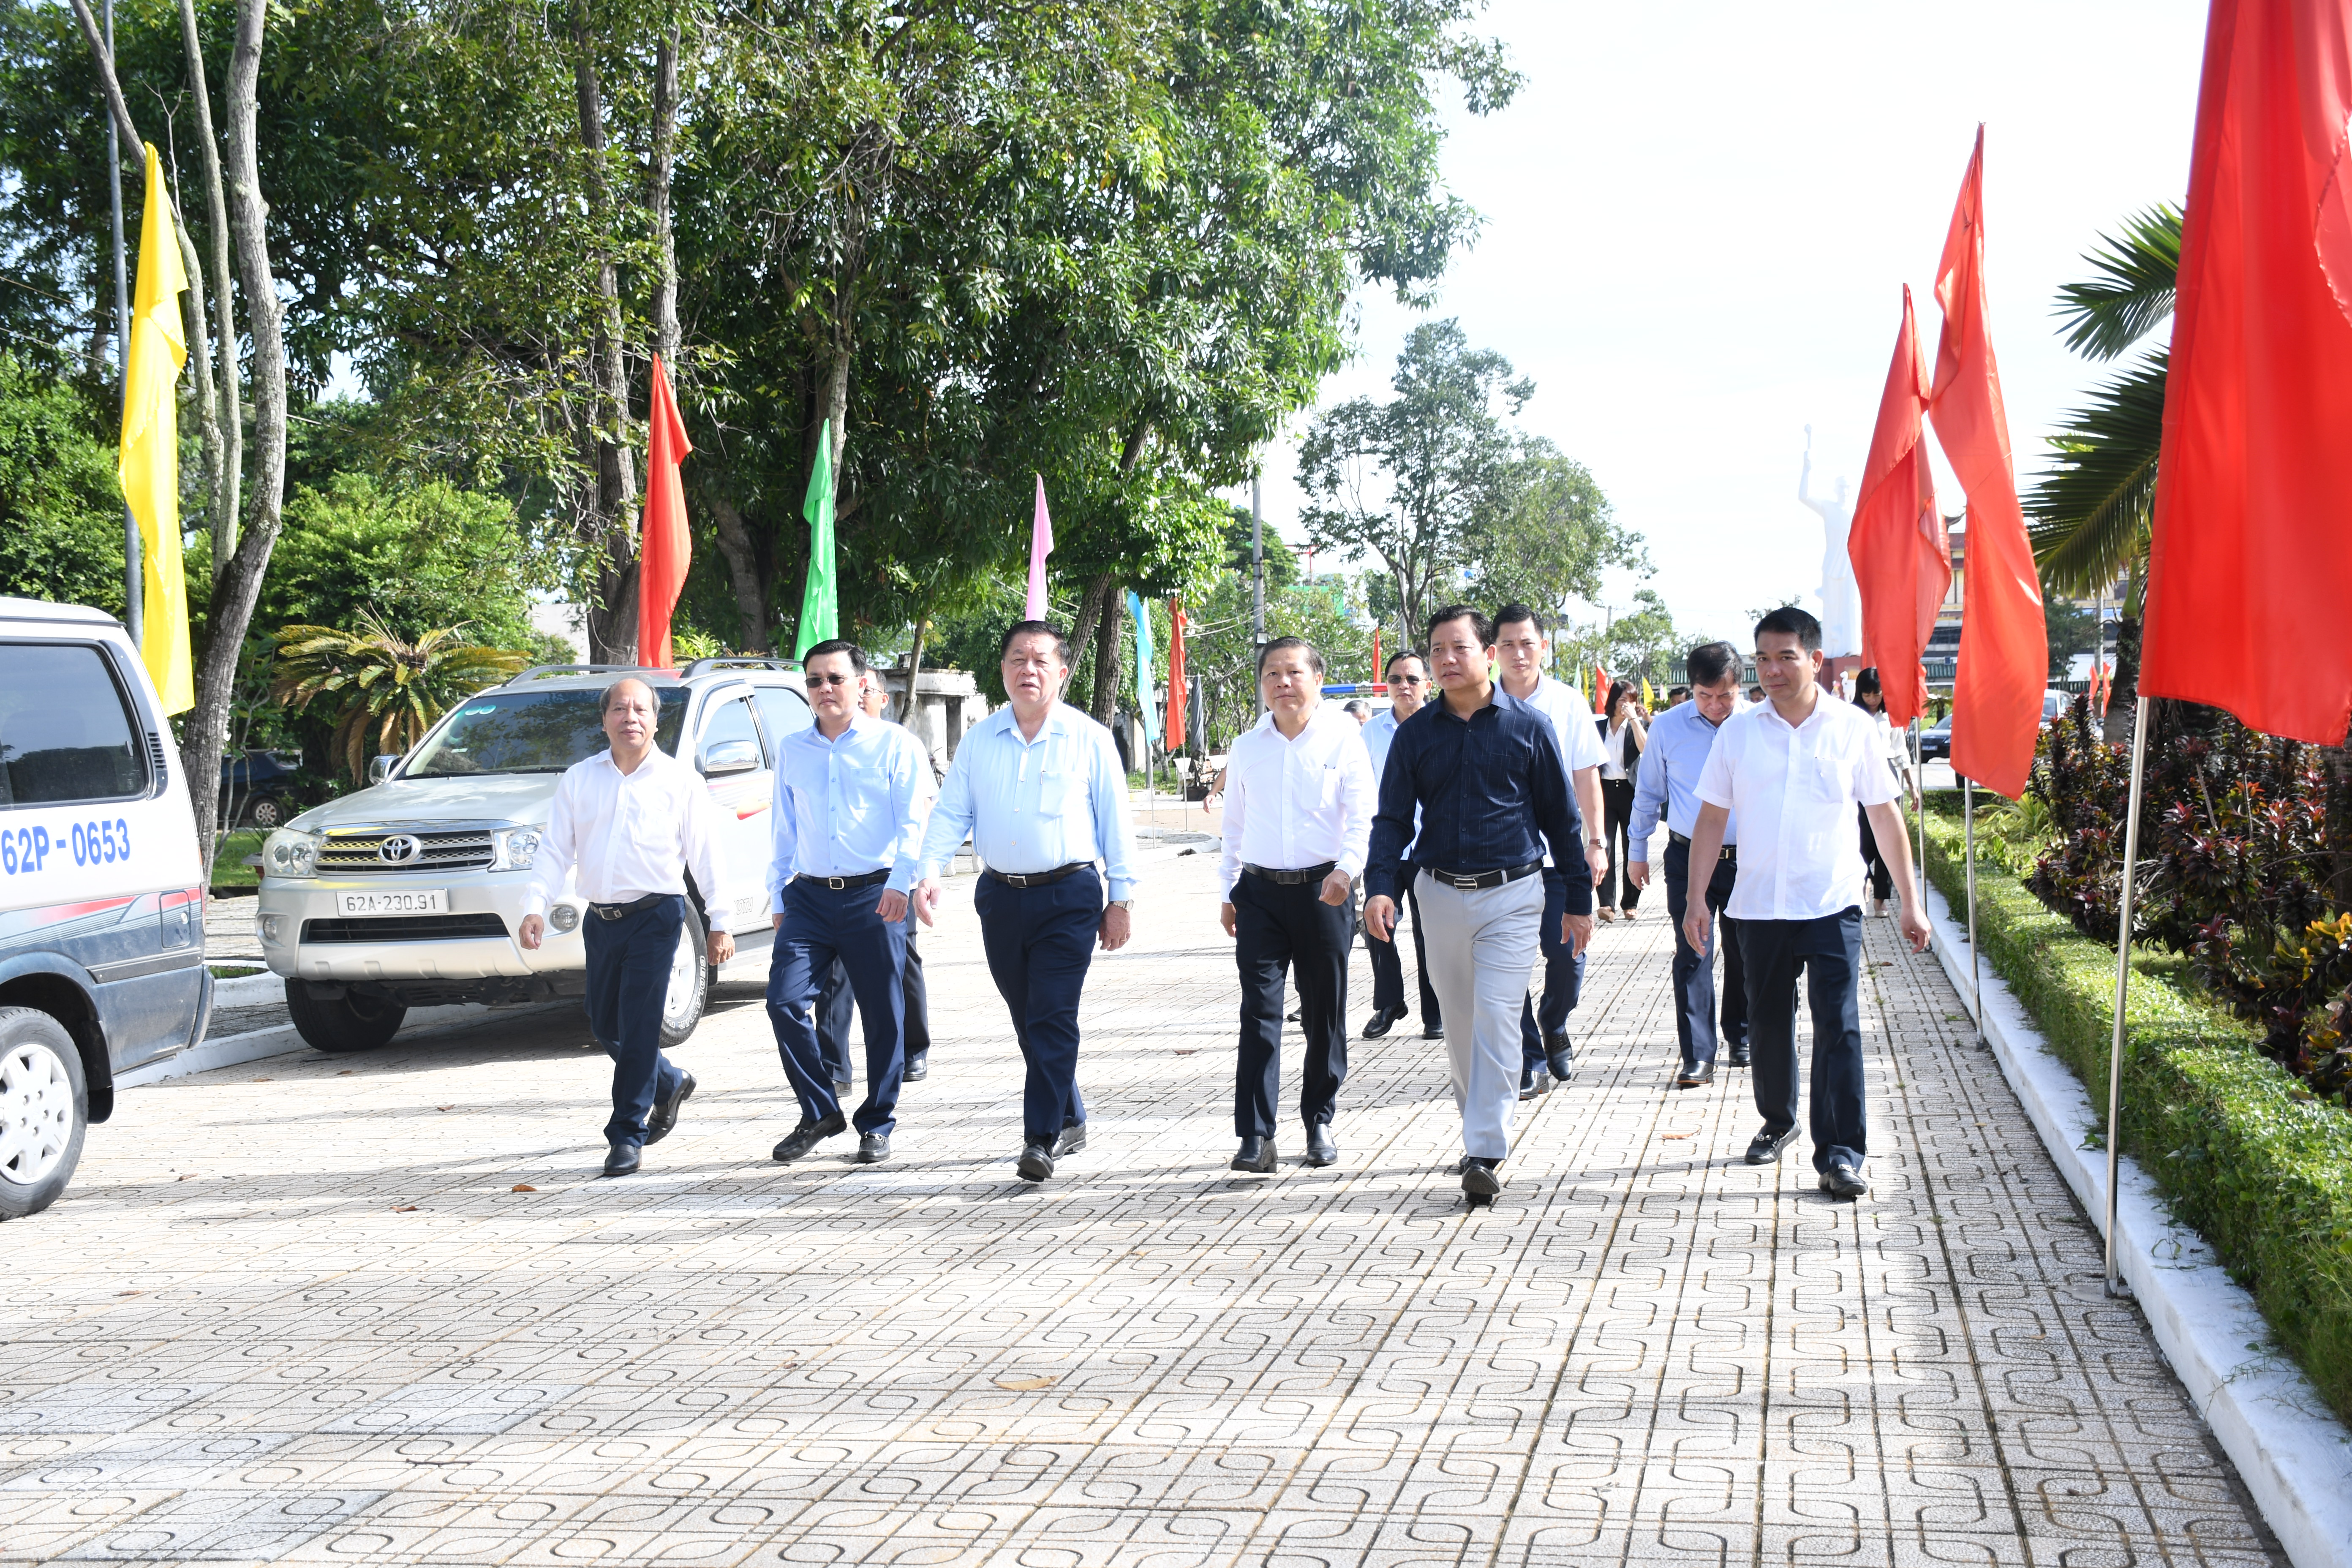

{"left": 973, "top": 866, "right": 1100, "bottom": 1143}
{"left": 1739, "top": 907, "right": 1868, "bottom": 1173}
{"left": 766, "top": 879, "right": 909, "bottom": 1135}
{"left": 1663, "top": 839, "right": 1746, "bottom": 1068}
{"left": 583, "top": 894, "right": 688, "bottom": 1146}
{"left": 1232, "top": 871, "right": 1353, "bottom": 1137}
{"left": 1520, "top": 866, "right": 1586, "bottom": 1067}
{"left": 817, "top": 928, "right": 931, "bottom": 1083}
{"left": 1365, "top": 868, "right": 1441, "bottom": 1028}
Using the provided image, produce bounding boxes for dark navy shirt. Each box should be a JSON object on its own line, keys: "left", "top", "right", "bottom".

{"left": 1365, "top": 686, "right": 1590, "bottom": 911}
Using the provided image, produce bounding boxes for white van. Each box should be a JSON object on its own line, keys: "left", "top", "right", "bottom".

{"left": 0, "top": 597, "right": 211, "bottom": 1220}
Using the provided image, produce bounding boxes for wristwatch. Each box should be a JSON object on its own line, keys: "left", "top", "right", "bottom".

{"left": 1108, "top": 899, "right": 1135, "bottom": 912}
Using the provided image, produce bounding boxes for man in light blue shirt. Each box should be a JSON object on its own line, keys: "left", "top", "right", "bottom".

{"left": 1628, "top": 640, "right": 1748, "bottom": 1085}
{"left": 915, "top": 620, "right": 1138, "bottom": 1183}
{"left": 1357, "top": 649, "right": 1440, "bottom": 1040}
{"left": 765, "top": 641, "right": 932, "bottom": 1167}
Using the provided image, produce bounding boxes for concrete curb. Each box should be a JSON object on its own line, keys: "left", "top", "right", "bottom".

{"left": 1922, "top": 879, "right": 2352, "bottom": 1568}
{"left": 117, "top": 1002, "right": 547, "bottom": 1089}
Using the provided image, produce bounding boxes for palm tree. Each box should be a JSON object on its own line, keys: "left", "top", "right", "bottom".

{"left": 272, "top": 614, "right": 531, "bottom": 781}
{"left": 2024, "top": 204, "right": 2179, "bottom": 738}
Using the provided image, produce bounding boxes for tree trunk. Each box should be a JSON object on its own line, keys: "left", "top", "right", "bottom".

{"left": 2103, "top": 614, "right": 2142, "bottom": 745}
{"left": 572, "top": 6, "right": 640, "bottom": 664}
{"left": 703, "top": 490, "right": 769, "bottom": 651}
{"left": 168, "top": 199, "right": 223, "bottom": 569}
{"left": 902, "top": 603, "right": 931, "bottom": 735}
{"left": 1090, "top": 586, "right": 1121, "bottom": 730}
{"left": 179, "top": 0, "right": 240, "bottom": 560}
{"left": 648, "top": 27, "right": 681, "bottom": 366}
{"left": 1066, "top": 571, "right": 1114, "bottom": 690}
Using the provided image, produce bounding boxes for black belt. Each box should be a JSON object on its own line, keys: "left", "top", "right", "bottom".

{"left": 1243, "top": 861, "right": 1337, "bottom": 886}
{"left": 1420, "top": 860, "right": 1541, "bottom": 891}
{"left": 1669, "top": 832, "right": 1737, "bottom": 862}
{"left": 985, "top": 861, "right": 1089, "bottom": 889}
{"left": 589, "top": 892, "right": 670, "bottom": 920}
{"left": 795, "top": 868, "right": 890, "bottom": 892}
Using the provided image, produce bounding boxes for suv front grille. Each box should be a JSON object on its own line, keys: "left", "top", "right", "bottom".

{"left": 302, "top": 914, "right": 509, "bottom": 943}
{"left": 318, "top": 828, "right": 495, "bottom": 874}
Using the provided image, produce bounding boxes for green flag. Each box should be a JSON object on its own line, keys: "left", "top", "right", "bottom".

{"left": 793, "top": 419, "right": 838, "bottom": 658}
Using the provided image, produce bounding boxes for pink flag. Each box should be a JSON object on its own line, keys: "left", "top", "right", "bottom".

{"left": 1026, "top": 475, "right": 1054, "bottom": 620}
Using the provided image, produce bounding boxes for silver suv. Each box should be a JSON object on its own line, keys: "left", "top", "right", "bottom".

{"left": 255, "top": 660, "right": 810, "bottom": 1054}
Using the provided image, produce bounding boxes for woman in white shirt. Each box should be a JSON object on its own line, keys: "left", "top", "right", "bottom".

{"left": 1595, "top": 682, "right": 1647, "bottom": 922}
{"left": 1852, "top": 670, "right": 1910, "bottom": 917}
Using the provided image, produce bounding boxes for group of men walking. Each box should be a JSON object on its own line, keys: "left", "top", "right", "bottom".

{"left": 524, "top": 599, "right": 1928, "bottom": 1206}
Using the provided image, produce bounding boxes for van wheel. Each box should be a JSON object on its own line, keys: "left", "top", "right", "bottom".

{"left": 0, "top": 1008, "right": 88, "bottom": 1221}
{"left": 287, "top": 981, "right": 407, "bottom": 1054}
{"left": 659, "top": 903, "right": 710, "bottom": 1047}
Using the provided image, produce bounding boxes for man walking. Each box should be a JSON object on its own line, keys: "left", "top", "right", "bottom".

{"left": 1492, "top": 605, "right": 1609, "bottom": 1097}
{"left": 1358, "top": 649, "right": 1440, "bottom": 1040}
{"left": 520, "top": 677, "right": 734, "bottom": 1178}
{"left": 765, "top": 641, "right": 931, "bottom": 1166}
{"left": 1628, "top": 641, "right": 1749, "bottom": 1089}
{"left": 1217, "top": 637, "right": 1377, "bottom": 1172}
{"left": 1681, "top": 607, "right": 1928, "bottom": 1200}
{"left": 915, "top": 621, "right": 1138, "bottom": 1184}
{"left": 1364, "top": 606, "right": 1591, "bottom": 1203}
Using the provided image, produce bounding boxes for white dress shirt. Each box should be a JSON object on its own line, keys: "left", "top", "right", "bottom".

{"left": 917, "top": 703, "right": 1141, "bottom": 899}
{"left": 525, "top": 746, "right": 731, "bottom": 918}
{"left": 1601, "top": 719, "right": 1638, "bottom": 780}
{"left": 1695, "top": 694, "right": 1899, "bottom": 922}
{"left": 765, "top": 713, "right": 931, "bottom": 910}
{"left": 1516, "top": 675, "right": 1607, "bottom": 867}
{"left": 1217, "top": 704, "right": 1378, "bottom": 896}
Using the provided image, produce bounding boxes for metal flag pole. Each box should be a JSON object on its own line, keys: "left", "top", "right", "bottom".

{"left": 1911, "top": 715, "right": 1926, "bottom": 909}
{"left": 2103, "top": 693, "right": 2152, "bottom": 1299}
{"left": 103, "top": 0, "right": 140, "bottom": 644}
{"left": 1963, "top": 774, "right": 1983, "bottom": 1045}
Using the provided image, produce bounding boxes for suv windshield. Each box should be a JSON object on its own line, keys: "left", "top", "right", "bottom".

{"left": 404, "top": 688, "right": 687, "bottom": 777}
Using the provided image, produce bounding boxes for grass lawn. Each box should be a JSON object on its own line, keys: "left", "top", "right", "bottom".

{"left": 210, "top": 829, "right": 267, "bottom": 893}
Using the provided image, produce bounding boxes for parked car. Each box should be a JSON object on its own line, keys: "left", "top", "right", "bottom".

{"left": 253, "top": 659, "right": 811, "bottom": 1054}
{"left": 0, "top": 596, "right": 212, "bottom": 1220}
{"left": 1918, "top": 716, "right": 1953, "bottom": 762}
{"left": 219, "top": 749, "right": 304, "bottom": 828}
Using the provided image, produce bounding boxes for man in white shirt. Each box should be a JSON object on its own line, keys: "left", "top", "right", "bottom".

{"left": 1682, "top": 607, "right": 1929, "bottom": 1200}
{"left": 1358, "top": 650, "right": 1440, "bottom": 1040}
{"left": 765, "top": 642, "right": 932, "bottom": 1167}
{"left": 914, "top": 621, "right": 1139, "bottom": 1184}
{"left": 1493, "top": 604, "right": 1610, "bottom": 1097}
{"left": 1217, "top": 637, "right": 1378, "bottom": 1172}
{"left": 520, "top": 678, "right": 735, "bottom": 1177}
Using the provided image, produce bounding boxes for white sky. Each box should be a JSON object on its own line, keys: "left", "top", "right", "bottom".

{"left": 1233, "top": 0, "right": 2208, "bottom": 642}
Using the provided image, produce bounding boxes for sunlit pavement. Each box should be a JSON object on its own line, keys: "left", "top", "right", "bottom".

{"left": 3, "top": 846, "right": 2280, "bottom": 1565}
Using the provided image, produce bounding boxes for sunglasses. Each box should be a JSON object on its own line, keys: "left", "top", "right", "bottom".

{"left": 807, "top": 673, "right": 856, "bottom": 688}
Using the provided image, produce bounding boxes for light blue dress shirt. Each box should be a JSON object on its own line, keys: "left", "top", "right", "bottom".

{"left": 1359, "top": 708, "right": 1420, "bottom": 856}
{"left": 917, "top": 703, "right": 1140, "bottom": 899}
{"left": 765, "top": 713, "right": 931, "bottom": 909}
{"left": 1629, "top": 699, "right": 1742, "bottom": 860}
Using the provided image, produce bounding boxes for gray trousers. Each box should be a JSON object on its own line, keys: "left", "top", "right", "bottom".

{"left": 1415, "top": 869, "right": 1546, "bottom": 1160}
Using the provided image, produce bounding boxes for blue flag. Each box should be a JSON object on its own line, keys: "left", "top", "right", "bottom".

{"left": 1127, "top": 591, "right": 1154, "bottom": 732}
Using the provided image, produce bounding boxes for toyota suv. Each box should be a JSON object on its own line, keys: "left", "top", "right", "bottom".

{"left": 254, "top": 660, "right": 810, "bottom": 1054}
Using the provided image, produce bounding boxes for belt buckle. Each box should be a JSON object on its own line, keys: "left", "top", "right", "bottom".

{"left": 825, "top": 876, "right": 848, "bottom": 891}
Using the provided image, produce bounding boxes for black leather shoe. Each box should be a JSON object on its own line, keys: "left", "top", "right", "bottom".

{"left": 1517, "top": 1062, "right": 1548, "bottom": 1100}
{"left": 1016, "top": 1141, "right": 1055, "bottom": 1182}
{"left": 1422, "top": 1023, "right": 1445, "bottom": 1039}
{"left": 645, "top": 1071, "right": 695, "bottom": 1145}
{"left": 1460, "top": 1157, "right": 1503, "bottom": 1198}
{"left": 1544, "top": 1032, "right": 1574, "bottom": 1081}
{"left": 856, "top": 1133, "right": 890, "bottom": 1164}
{"left": 602, "top": 1139, "right": 641, "bottom": 1177}
{"left": 1727, "top": 1042, "right": 1752, "bottom": 1068}
{"left": 832, "top": 1078, "right": 852, "bottom": 1097}
{"left": 1675, "top": 1060, "right": 1716, "bottom": 1090}
{"left": 903, "top": 1054, "right": 928, "bottom": 1082}
{"left": 1361, "top": 1006, "right": 1405, "bottom": 1040}
{"left": 1819, "top": 1160, "right": 1870, "bottom": 1200}
{"left": 1231, "top": 1135, "right": 1276, "bottom": 1173}
{"left": 772, "top": 1111, "right": 848, "bottom": 1163}
{"left": 1052, "top": 1122, "right": 1088, "bottom": 1158}
{"left": 1303, "top": 1125, "right": 1338, "bottom": 1166}
{"left": 1744, "top": 1124, "right": 1800, "bottom": 1165}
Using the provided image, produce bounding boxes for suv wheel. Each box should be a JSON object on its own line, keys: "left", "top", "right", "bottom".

{"left": 659, "top": 902, "right": 710, "bottom": 1047}
{"left": 248, "top": 796, "right": 286, "bottom": 829}
{"left": 0, "top": 1008, "right": 88, "bottom": 1221}
{"left": 287, "top": 982, "right": 408, "bottom": 1054}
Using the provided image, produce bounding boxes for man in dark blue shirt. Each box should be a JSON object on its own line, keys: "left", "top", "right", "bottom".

{"left": 1364, "top": 604, "right": 1592, "bottom": 1203}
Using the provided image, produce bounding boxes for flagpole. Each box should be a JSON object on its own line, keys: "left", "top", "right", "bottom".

{"left": 1911, "top": 715, "right": 1926, "bottom": 909}
{"left": 104, "top": 0, "right": 140, "bottom": 645}
{"left": 2103, "top": 694, "right": 2151, "bottom": 1299}
{"left": 1963, "top": 774, "right": 1982, "bottom": 1046}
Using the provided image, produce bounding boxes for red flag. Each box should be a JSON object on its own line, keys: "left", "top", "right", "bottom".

{"left": 636, "top": 354, "right": 693, "bottom": 669}
{"left": 1372, "top": 626, "right": 1382, "bottom": 688}
{"left": 1165, "top": 599, "right": 1187, "bottom": 752}
{"left": 1593, "top": 665, "right": 1611, "bottom": 705}
{"left": 1930, "top": 129, "right": 2047, "bottom": 799}
{"left": 2142, "top": 0, "right": 2352, "bottom": 743}
{"left": 1849, "top": 286, "right": 1950, "bottom": 728}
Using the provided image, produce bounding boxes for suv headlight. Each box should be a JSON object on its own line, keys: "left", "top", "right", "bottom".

{"left": 263, "top": 830, "right": 321, "bottom": 879}
{"left": 492, "top": 827, "right": 544, "bottom": 871}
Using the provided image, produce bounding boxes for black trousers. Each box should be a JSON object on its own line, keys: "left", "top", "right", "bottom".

{"left": 974, "top": 866, "right": 1100, "bottom": 1143}
{"left": 1858, "top": 805, "right": 1894, "bottom": 902}
{"left": 1600, "top": 778, "right": 1642, "bottom": 909}
{"left": 1740, "top": 907, "right": 1868, "bottom": 1173}
{"left": 817, "top": 928, "right": 931, "bottom": 1082}
{"left": 1365, "top": 867, "right": 1441, "bottom": 1028}
{"left": 1663, "top": 840, "right": 1745, "bottom": 1067}
{"left": 767, "top": 878, "right": 909, "bottom": 1135}
{"left": 1232, "top": 870, "right": 1354, "bottom": 1137}
{"left": 1519, "top": 866, "right": 1585, "bottom": 1067}
{"left": 582, "top": 894, "right": 689, "bottom": 1146}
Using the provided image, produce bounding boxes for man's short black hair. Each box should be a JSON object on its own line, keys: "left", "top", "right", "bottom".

{"left": 1685, "top": 640, "right": 1740, "bottom": 686}
{"left": 1385, "top": 647, "right": 1426, "bottom": 678}
{"left": 1341, "top": 699, "right": 1369, "bottom": 717}
{"left": 998, "top": 619, "right": 1071, "bottom": 666}
{"left": 1256, "top": 635, "right": 1326, "bottom": 679}
{"left": 1426, "top": 604, "right": 1495, "bottom": 646}
{"left": 801, "top": 639, "right": 868, "bottom": 676}
{"left": 1668, "top": 685, "right": 1691, "bottom": 702}
{"left": 1493, "top": 602, "right": 1545, "bottom": 638}
{"left": 1754, "top": 604, "right": 1823, "bottom": 651}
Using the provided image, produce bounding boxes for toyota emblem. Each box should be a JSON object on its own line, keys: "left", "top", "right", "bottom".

{"left": 378, "top": 834, "right": 423, "bottom": 866}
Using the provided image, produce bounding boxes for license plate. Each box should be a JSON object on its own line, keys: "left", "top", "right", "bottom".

{"left": 336, "top": 888, "right": 449, "bottom": 917}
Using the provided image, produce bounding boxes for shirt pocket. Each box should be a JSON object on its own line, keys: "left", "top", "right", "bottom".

{"left": 1037, "top": 758, "right": 1089, "bottom": 815}
{"left": 1807, "top": 750, "right": 1848, "bottom": 807}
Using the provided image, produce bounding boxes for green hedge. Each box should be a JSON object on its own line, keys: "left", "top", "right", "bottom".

{"left": 1920, "top": 806, "right": 2352, "bottom": 1425}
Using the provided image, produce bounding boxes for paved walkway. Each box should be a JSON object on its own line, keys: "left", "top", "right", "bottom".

{"left": 5, "top": 849, "right": 2281, "bottom": 1565}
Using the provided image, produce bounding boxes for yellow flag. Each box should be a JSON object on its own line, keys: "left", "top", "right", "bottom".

{"left": 1642, "top": 676, "right": 1655, "bottom": 708}
{"left": 120, "top": 144, "right": 193, "bottom": 715}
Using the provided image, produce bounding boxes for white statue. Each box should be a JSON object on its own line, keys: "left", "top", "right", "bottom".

{"left": 1799, "top": 425, "right": 1864, "bottom": 659}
